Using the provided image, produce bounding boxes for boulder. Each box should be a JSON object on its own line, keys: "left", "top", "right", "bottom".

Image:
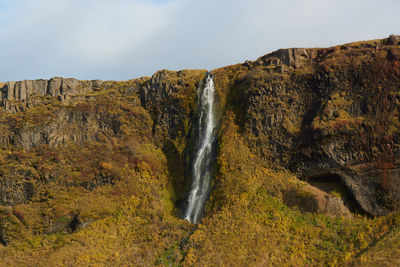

{"left": 284, "top": 184, "right": 352, "bottom": 217}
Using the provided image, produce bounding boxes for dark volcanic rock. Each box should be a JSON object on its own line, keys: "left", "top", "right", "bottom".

{"left": 218, "top": 35, "right": 400, "bottom": 216}
{"left": 139, "top": 69, "right": 205, "bottom": 141}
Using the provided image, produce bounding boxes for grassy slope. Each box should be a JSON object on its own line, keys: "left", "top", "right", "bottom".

{"left": 354, "top": 228, "right": 400, "bottom": 266}
{"left": 182, "top": 112, "right": 400, "bottom": 266}
{"left": 0, "top": 39, "right": 400, "bottom": 266}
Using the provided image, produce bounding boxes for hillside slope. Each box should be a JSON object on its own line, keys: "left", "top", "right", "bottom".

{"left": 0, "top": 35, "right": 400, "bottom": 266}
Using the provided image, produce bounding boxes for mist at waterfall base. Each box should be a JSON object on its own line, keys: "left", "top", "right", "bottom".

{"left": 184, "top": 74, "right": 217, "bottom": 224}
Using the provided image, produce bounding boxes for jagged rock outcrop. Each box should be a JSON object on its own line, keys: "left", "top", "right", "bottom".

{"left": 0, "top": 70, "right": 204, "bottom": 150}
{"left": 215, "top": 35, "right": 400, "bottom": 216}
{"left": 252, "top": 47, "right": 314, "bottom": 72}
{"left": 139, "top": 69, "right": 206, "bottom": 140}
{"left": 0, "top": 77, "right": 103, "bottom": 112}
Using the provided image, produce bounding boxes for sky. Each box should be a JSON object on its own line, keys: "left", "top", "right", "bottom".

{"left": 0, "top": 0, "right": 399, "bottom": 82}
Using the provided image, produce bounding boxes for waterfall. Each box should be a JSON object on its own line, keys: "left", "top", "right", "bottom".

{"left": 184, "top": 73, "right": 217, "bottom": 224}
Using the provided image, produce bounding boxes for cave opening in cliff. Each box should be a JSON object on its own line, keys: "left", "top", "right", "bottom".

{"left": 306, "top": 173, "right": 364, "bottom": 214}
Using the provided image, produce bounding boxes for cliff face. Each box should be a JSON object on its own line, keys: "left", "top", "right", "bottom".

{"left": 211, "top": 35, "right": 400, "bottom": 216}
{"left": 1, "top": 36, "right": 399, "bottom": 215}
{"left": 0, "top": 35, "right": 400, "bottom": 265}
{"left": 0, "top": 77, "right": 104, "bottom": 112}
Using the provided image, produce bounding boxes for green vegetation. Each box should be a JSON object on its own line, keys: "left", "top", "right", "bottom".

{"left": 0, "top": 37, "right": 400, "bottom": 266}
{"left": 187, "top": 112, "right": 400, "bottom": 265}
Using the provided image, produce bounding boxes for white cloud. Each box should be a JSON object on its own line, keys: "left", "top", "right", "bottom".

{"left": 0, "top": 0, "right": 399, "bottom": 81}
{"left": 64, "top": 0, "right": 173, "bottom": 62}
{"left": 0, "top": 0, "right": 181, "bottom": 80}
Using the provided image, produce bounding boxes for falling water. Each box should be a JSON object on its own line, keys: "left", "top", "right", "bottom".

{"left": 184, "top": 73, "right": 217, "bottom": 224}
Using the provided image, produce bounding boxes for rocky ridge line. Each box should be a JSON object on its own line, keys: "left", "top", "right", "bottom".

{"left": 0, "top": 77, "right": 104, "bottom": 112}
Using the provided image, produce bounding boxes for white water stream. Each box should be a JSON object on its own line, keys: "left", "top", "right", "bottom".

{"left": 184, "top": 74, "right": 216, "bottom": 224}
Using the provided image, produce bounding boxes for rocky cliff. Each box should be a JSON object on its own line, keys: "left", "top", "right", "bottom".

{"left": 211, "top": 34, "right": 400, "bottom": 216}
{"left": 0, "top": 77, "right": 105, "bottom": 112}
{"left": 1, "top": 35, "right": 400, "bottom": 266}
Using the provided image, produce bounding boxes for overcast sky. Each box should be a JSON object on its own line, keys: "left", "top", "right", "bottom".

{"left": 0, "top": 0, "right": 399, "bottom": 82}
